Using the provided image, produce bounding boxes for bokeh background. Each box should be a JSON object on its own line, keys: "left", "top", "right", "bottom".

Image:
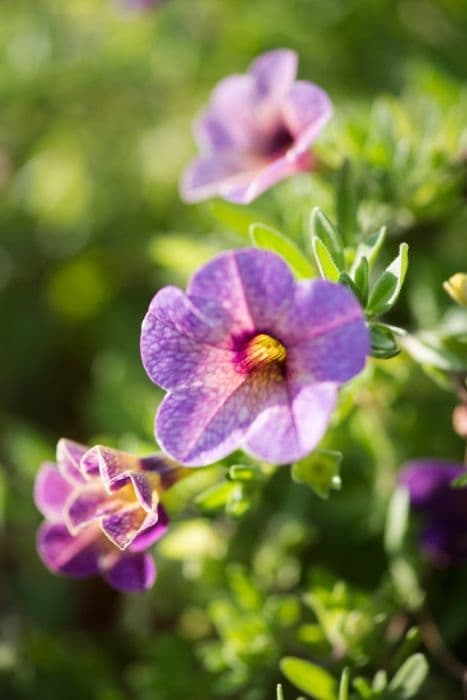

{"left": 1, "top": 1, "right": 466, "bottom": 699}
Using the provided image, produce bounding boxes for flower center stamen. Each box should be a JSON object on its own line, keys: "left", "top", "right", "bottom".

{"left": 243, "top": 333, "right": 287, "bottom": 372}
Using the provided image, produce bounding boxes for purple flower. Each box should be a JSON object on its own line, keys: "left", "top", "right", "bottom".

{"left": 141, "top": 248, "right": 369, "bottom": 467}
{"left": 121, "top": 0, "right": 164, "bottom": 10}
{"left": 34, "top": 439, "right": 187, "bottom": 592}
{"left": 399, "top": 459, "right": 467, "bottom": 566}
{"left": 180, "top": 49, "right": 333, "bottom": 204}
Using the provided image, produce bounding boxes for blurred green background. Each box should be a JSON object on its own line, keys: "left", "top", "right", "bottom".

{"left": 1, "top": 1, "right": 466, "bottom": 699}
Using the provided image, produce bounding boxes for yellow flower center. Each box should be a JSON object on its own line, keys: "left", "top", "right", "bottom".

{"left": 243, "top": 333, "right": 287, "bottom": 372}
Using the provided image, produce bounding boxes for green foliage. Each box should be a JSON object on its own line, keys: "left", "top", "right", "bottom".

{"left": 250, "top": 223, "right": 315, "bottom": 279}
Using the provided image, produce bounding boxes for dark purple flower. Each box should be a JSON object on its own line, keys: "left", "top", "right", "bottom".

{"left": 141, "top": 248, "right": 369, "bottom": 467}
{"left": 34, "top": 439, "right": 187, "bottom": 592}
{"left": 180, "top": 49, "right": 333, "bottom": 204}
{"left": 399, "top": 459, "right": 467, "bottom": 566}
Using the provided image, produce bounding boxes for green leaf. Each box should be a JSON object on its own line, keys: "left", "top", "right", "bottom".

{"left": 228, "top": 464, "right": 260, "bottom": 482}
{"left": 225, "top": 483, "right": 253, "bottom": 518}
{"left": 339, "top": 271, "right": 365, "bottom": 305}
{"left": 367, "top": 243, "right": 409, "bottom": 317}
{"left": 385, "top": 487, "right": 410, "bottom": 555}
{"left": 400, "top": 333, "right": 467, "bottom": 372}
{"left": 352, "top": 227, "right": 387, "bottom": 271}
{"left": 452, "top": 471, "right": 467, "bottom": 488}
{"left": 210, "top": 200, "right": 274, "bottom": 238}
{"left": 352, "top": 677, "right": 372, "bottom": 698}
{"left": 390, "top": 556, "right": 424, "bottom": 611}
{"left": 370, "top": 323, "right": 400, "bottom": 359}
{"left": 312, "top": 237, "right": 341, "bottom": 282}
{"left": 277, "top": 684, "right": 285, "bottom": 700}
{"left": 195, "top": 481, "right": 236, "bottom": 511}
{"left": 336, "top": 158, "right": 358, "bottom": 244}
{"left": 352, "top": 255, "right": 369, "bottom": 305}
{"left": 280, "top": 657, "right": 338, "bottom": 700}
{"left": 372, "top": 670, "right": 387, "bottom": 692}
{"left": 292, "top": 449, "right": 343, "bottom": 499}
{"left": 250, "top": 223, "right": 315, "bottom": 279}
{"left": 309, "top": 208, "right": 344, "bottom": 269}
{"left": 387, "top": 654, "right": 428, "bottom": 699}
{"left": 338, "top": 668, "right": 350, "bottom": 700}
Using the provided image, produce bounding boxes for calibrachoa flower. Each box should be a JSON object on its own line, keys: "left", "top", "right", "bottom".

{"left": 141, "top": 248, "right": 369, "bottom": 466}
{"left": 34, "top": 439, "right": 187, "bottom": 592}
{"left": 400, "top": 459, "right": 467, "bottom": 566}
{"left": 180, "top": 49, "right": 333, "bottom": 204}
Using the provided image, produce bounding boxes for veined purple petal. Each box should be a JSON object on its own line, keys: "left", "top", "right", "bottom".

{"left": 282, "top": 81, "right": 333, "bottom": 155}
{"left": 104, "top": 552, "right": 156, "bottom": 593}
{"left": 64, "top": 483, "right": 119, "bottom": 533}
{"left": 281, "top": 280, "right": 370, "bottom": 382}
{"left": 244, "top": 379, "right": 338, "bottom": 464}
{"left": 34, "top": 463, "right": 73, "bottom": 522}
{"left": 129, "top": 505, "right": 169, "bottom": 552}
{"left": 100, "top": 505, "right": 157, "bottom": 550}
{"left": 37, "top": 522, "right": 101, "bottom": 577}
{"left": 187, "top": 248, "right": 295, "bottom": 336}
{"left": 250, "top": 49, "right": 298, "bottom": 102}
{"left": 56, "top": 438, "right": 88, "bottom": 485}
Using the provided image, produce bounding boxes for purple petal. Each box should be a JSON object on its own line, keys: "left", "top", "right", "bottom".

{"left": 100, "top": 505, "right": 156, "bottom": 550}
{"left": 37, "top": 522, "right": 101, "bottom": 577}
{"left": 34, "top": 463, "right": 73, "bottom": 522}
{"left": 282, "top": 81, "right": 333, "bottom": 155}
{"left": 399, "top": 460, "right": 466, "bottom": 517}
{"left": 104, "top": 552, "right": 156, "bottom": 593}
{"left": 187, "top": 248, "right": 295, "bottom": 336}
{"left": 244, "top": 379, "right": 338, "bottom": 464}
{"left": 141, "top": 285, "right": 235, "bottom": 391}
{"left": 249, "top": 49, "right": 298, "bottom": 102}
{"left": 56, "top": 438, "right": 88, "bottom": 485}
{"left": 180, "top": 151, "right": 261, "bottom": 204}
{"left": 64, "top": 483, "right": 118, "bottom": 532}
{"left": 280, "top": 280, "right": 370, "bottom": 383}
{"left": 129, "top": 505, "right": 169, "bottom": 552}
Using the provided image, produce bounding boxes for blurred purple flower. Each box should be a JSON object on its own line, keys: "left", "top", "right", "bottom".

{"left": 141, "top": 248, "right": 369, "bottom": 467}
{"left": 122, "top": 0, "right": 164, "bottom": 10}
{"left": 180, "top": 49, "right": 333, "bottom": 204}
{"left": 399, "top": 459, "right": 467, "bottom": 566}
{"left": 34, "top": 439, "right": 187, "bottom": 592}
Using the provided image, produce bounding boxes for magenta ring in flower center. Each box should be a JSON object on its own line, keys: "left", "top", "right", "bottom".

{"left": 235, "top": 332, "right": 287, "bottom": 375}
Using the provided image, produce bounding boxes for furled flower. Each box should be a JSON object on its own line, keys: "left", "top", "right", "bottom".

{"left": 180, "top": 49, "right": 333, "bottom": 204}
{"left": 34, "top": 439, "right": 187, "bottom": 592}
{"left": 141, "top": 248, "right": 369, "bottom": 467}
{"left": 399, "top": 459, "right": 467, "bottom": 566}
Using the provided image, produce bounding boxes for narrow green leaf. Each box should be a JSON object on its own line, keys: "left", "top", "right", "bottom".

{"left": 309, "top": 207, "right": 344, "bottom": 269}
{"left": 336, "top": 158, "right": 358, "bottom": 244}
{"left": 370, "top": 323, "right": 400, "bottom": 360}
{"left": 352, "top": 256, "right": 369, "bottom": 305}
{"left": 210, "top": 200, "right": 274, "bottom": 238}
{"left": 280, "top": 657, "right": 338, "bottom": 700}
{"left": 292, "top": 449, "right": 342, "bottom": 499}
{"left": 367, "top": 243, "right": 409, "bottom": 317}
{"left": 195, "top": 481, "right": 236, "bottom": 511}
{"left": 372, "top": 670, "right": 387, "bottom": 692}
{"left": 312, "top": 237, "right": 341, "bottom": 282}
{"left": 228, "top": 464, "right": 260, "bottom": 482}
{"left": 385, "top": 487, "right": 410, "bottom": 555}
{"left": 250, "top": 223, "right": 314, "bottom": 279}
{"left": 352, "top": 677, "right": 372, "bottom": 698}
{"left": 388, "top": 654, "right": 428, "bottom": 699}
{"left": 452, "top": 471, "right": 467, "bottom": 488}
{"left": 339, "top": 271, "right": 365, "bottom": 305}
{"left": 276, "top": 684, "right": 285, "bottom": 700}
{"left": 352, "top": 227, "right": 387, "bottom": 271}
{"left": 338, "top": 668, "right": 350, "bottom": 700}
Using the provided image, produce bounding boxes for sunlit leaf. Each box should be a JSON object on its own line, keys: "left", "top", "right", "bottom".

{"left": 250, "top": 223, "right": 314, "bottom": 279}
{"left": 280, "top": 657, "right": 338, "bottom": 700}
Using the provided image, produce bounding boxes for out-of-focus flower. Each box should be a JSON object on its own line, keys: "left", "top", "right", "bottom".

{"left": 443, "top": 273, "right": 467, "bottom": 306}
{"left": 180, "top": 49, "right": 332, "bottom": 204}
{"left": 34, "top": 439, "right": 187, "bottom": 592}
{"left": 141, "top": 248, "right": 369, "bottom": 466}
{"left": 399, "top": 459, "right": 467, "bottom": 566}
{"left": 121, "top": 0, "right": 165, "bottom": 10}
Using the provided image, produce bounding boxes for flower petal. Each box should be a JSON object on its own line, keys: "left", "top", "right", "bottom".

{"left": 104, "top": 552, "right": 156, "bottom": 593}
{"left": 249, "top": 49, "right": 298, "bottom": 102}
{"left": 56, "top": 438, "right": 88, "bottom": 485}
{"left": 37, "top": 522, "right": 101, "bottom": 577}
{"left": 187, "top": 248, "right": 295, "bottom": 336}
{"left": 129, "top": 505, "right": 169, "bottom": 552}
{"left": 281, "top": 280, "right": 369, "bottom": 383}
{"left": 34, "top": 463, "right": 73, "bottom": 522}
{"left": 282, "top": 80, "right": 333, "bottom": 154}
{"left": 399, "top": 460, "right": 466, "bottom": 517}
{"left": 100, "top": 505, "right": 156, "bottom": 550}
{"left": 180, "top": 151, "right": 261, "bottom": 203}
{"left": 244, "top": 379, "right": 338, "bottom": 464}
{"left": 64, "top": 483, "right": 119, "bottom": 533}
